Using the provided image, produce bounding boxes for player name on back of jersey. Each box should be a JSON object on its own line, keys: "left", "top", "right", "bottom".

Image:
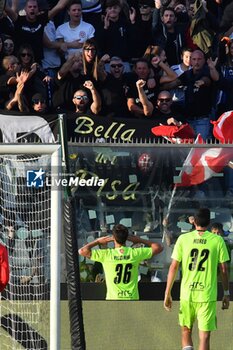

{"left": 193, "top": 239, "right": 207, "bottom": 244}
{"left": 114, "top": 255, "right": 130, "bottom": 260}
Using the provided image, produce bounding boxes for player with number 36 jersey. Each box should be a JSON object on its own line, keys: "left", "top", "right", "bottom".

{"left": 91, "top": 245, "right": 153, "bottom": 300}
{"left": 79, "top": 224, "right": 163, "bottom": 300}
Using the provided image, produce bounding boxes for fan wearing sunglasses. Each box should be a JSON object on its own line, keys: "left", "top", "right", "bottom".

{"left": 72, "top": 80, "right": 101, "bottom": 115}
{"left": 97, "top": 55, "right": 131, "bottom": 118}
{"left": 152, "top": 90, "right": 184, "bottom": 125}
{"left": 17, "top": 44, "right": 49, "bottom": 105}
{"left": 18, "top": 45, "right": 35, "bottom": 70}
{"left": 18, "top": 44, "right": 48, "bottom": 81}
{"left": 31, "top": 92, "right": 48, "bottom": 114}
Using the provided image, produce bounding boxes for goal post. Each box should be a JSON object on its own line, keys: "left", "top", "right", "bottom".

{"left": 0, "top": 144, "right": 62, "bottom": 350}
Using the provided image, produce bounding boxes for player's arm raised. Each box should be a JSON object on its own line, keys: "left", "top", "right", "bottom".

{"left": 78, "top": 236, "right": 114, "bottom": 259}
{"left": 127, "top": 235, "right": 163, "bottom": 256}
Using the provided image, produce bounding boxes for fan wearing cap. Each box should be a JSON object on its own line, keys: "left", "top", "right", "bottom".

{"left": 99, "top": 0, "right": 139, "bottom": 62}
{"left": 133, "top": 0, "right": 155, "bottom": 58}
{"left": 31, "top": 93, "right": 48, "bottom": 114}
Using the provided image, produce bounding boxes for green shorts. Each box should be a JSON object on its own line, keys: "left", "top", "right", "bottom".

{"left": 179, "top": 300, "right": 217, "bottom": 331}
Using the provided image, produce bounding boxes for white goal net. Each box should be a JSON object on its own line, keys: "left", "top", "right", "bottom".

{"left": 0, "top": 144, "right": 62, "bottom": 350}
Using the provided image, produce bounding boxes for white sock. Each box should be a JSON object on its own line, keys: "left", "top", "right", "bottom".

{"left": 182, "top": 347, "right": 194, "bottom": 350}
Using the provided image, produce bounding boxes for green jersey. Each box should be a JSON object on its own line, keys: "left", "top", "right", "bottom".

{"left": 172, "top": 230, "right": 229, "bottom": 302}
{"left": 91, "top": 246, "right": 152, "bottom": 300}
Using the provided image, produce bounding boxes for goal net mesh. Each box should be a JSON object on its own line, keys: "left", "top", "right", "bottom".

{"left": 0, "top": 154, "right": 52, "bottom": 349}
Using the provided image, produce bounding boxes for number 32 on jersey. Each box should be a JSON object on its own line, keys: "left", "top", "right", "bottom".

{"left": 188, "top": 248, "right": 210, "bottom": 271}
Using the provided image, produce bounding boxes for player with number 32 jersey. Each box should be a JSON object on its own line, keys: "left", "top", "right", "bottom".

{"left": 172, "top": 230, "right": 229, "bottom": 302}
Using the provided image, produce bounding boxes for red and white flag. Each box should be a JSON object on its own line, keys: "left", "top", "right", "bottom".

{"left": 211, "top": 110, "right": 233, "bottom": 143}
{"left": 151, "top": 123, "right": 195, "bottom": 143}
{"left": 176, "top": 134, "right": 232, "bottom": 187}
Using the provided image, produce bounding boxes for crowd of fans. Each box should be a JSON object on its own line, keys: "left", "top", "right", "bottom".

{"left": 0, "top": 0, "right": 233, "bottom": 139}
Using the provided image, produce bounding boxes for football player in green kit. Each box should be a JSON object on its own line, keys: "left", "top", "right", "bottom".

{"left": 164, "top": 208, "right": 230, "bottom": 350}
{"left": 79, "top": 223, "right": 163, "bottom": 300}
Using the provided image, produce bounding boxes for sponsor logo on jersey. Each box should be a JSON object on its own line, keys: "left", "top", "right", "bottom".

{"left": 189, "top": 281, "right": 205, "bottom": 291}
{"left": 118, "top": 290, "right": 132, "bottom": 298}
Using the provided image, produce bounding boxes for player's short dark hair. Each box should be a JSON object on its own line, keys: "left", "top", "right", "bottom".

{"left": 112, "top": 224, "right": 128, "bottom": 244}
{"left": 194, "top": 208, "right": 210, "bottom": 228}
